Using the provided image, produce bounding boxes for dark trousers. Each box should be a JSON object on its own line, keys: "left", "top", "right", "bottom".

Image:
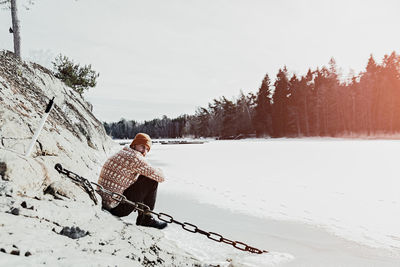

{"left": 109, "top": 175, "right": 158, "bottom": 218}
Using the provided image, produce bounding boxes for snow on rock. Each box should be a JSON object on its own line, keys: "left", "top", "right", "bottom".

{"left": 0, "top": 50, "right": 205, "bottom": 266}
{"left": 0, "top": 50, "right": 115, "bottom": 197}
{"left": 0, "top": 192, "right": 202, "bottom": 266}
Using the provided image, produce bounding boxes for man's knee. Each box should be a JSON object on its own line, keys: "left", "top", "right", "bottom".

{"left": 138, "top": 175, "right": 158, "bottom": 188}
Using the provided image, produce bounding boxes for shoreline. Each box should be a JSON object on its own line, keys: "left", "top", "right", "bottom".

{"left": 149, "top": 191, "right": 400, "bottom": 267}
{"left": 113, "top": 134, "right": 400, "bottom": 144}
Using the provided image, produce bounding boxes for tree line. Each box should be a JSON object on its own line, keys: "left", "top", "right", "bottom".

{"left": 104, "top": 52, "right": 400, "bottom": 139}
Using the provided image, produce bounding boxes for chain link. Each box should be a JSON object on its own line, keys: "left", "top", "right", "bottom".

{"left": 54, "top": 163, "right": 268, "bottom": 255}
{"left": 55, "top": 164, "right": 98, "bottom": 205}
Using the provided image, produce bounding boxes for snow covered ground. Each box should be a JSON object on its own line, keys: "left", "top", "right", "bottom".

{"left": 133, "top": 138, "right": 400, "bottom": 266}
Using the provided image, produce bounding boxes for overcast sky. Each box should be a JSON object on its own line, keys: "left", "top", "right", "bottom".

{"left": 1, "top": 0, "right": 400, "bottom": 122}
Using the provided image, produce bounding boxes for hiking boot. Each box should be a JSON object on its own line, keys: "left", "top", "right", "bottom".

{"left": 136, "top": 214, "right": 168, "bottom": 229}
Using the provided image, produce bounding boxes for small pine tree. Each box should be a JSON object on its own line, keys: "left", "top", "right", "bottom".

{"left": 52, "top": 54, "right": 99, "bottom": 94}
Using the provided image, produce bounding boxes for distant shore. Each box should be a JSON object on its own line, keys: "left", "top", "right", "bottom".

{"left": 113, "top": 134, "right": 400, "bottom": 147}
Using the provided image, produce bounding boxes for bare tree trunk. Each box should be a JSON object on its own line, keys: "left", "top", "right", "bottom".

{"left": 351, "top": 94, "right": 356, "bottom": 133}
{"left": 295, "top": 110, "right": 301, "bottom": 136}
{"left": 303, "top": 95, "right": 310, "bottom": 136}
{"left": 315, "top": 96, "right": 320, "bottom": 136}
{"left": 11, "top": 0, "right": 21, "bottom": 59}
{"left": 390, "top": 96, "right": 394, "bottom": 133}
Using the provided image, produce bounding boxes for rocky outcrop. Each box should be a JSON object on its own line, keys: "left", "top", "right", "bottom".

{"left": 0, "top": 50, "right": 114, "bottom": 198}
{"left": 0, "top": 51, "right": 203, "bottom": 266}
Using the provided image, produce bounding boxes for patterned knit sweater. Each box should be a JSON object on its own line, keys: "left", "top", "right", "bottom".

{"left": 98, "top": 146, "right": 165, "bottom": 209}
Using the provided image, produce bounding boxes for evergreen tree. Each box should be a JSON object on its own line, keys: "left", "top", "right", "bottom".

{"left": 52, "top": 54, "right": 100, "bottom": 94}
{"left": 208, "top": 98, "right": 224, "bottom": 137}
{"left": 298, "top": 69, "right": 314, "bottom": 136}
{"left": 325, "top": 58, "right": 342, "bottom": 136}
{"left": 361, "top": 54, "right": 379, "bottom": 134}
{"left": 194, "top": 107, "right": 210, "bottom": 137}
{"left": 272, "top": 67, "right": 290, "bottom": 137}
{"left": 254, "top": 74, "right": 272, "bottom": 136}
{"left": 235, "top": 91, "right": 255, "bottom": 135}
{"left": 286, "top": 74, "right": 301, "bottom": 136}
{"left": 221, "top": 97, "right": 237, "bottom": 138}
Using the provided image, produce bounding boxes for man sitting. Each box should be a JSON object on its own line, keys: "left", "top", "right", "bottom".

{"left": 98, "top": 133, "right": 167, "bottom": 229}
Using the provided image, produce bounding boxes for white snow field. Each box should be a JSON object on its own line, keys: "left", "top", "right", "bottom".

{"left": 138, "top": 139, "right": 400, "bottom": 266}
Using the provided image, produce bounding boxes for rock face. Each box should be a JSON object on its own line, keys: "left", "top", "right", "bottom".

{"left": 0, "top": 51, "right": 203, "bottom": 266}
{"left": 0, "top": 50, "right": 115, "bottom": 198}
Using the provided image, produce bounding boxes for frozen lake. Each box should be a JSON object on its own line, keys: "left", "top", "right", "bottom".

{"left": 128, "top": 139, "right": 400, "bottom": 266}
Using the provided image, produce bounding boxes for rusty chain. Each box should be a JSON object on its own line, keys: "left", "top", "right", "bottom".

{"left": 64, "top": 168, "right": 99, "bottom": 205}
{"left": 54, "top": 163, "right": 268, "bottom": 255}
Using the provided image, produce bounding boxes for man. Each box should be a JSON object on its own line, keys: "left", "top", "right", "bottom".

{"left": 98, "top": 133, "right": 167, "bottom": 229}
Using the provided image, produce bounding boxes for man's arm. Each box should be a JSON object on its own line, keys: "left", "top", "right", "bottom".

{"left": 131, "top": 154, "right": 165, "bottom": 183}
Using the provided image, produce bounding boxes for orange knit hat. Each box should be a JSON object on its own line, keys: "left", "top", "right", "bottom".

{"left": 130, "top": 133, "right": 152, "bottom": 151}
